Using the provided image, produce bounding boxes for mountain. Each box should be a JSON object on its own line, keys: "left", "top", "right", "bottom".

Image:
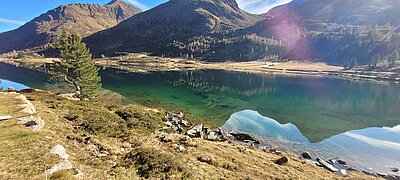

{"left": 267, "top": 0, "right": 400, "bottom": 27}
{"left": 0, "top": 0, "right": 141, "bottom": 53}
{"left": 84, "top": 0, "right": 262, "bottom": 56}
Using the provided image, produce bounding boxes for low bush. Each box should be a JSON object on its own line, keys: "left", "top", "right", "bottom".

{"left": 123, "top": 147, "right": 183, "bottom": 178}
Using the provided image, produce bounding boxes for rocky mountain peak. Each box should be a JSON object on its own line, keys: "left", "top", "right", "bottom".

{"left": 0, "top": 1, "right": 141, "bottom": 53}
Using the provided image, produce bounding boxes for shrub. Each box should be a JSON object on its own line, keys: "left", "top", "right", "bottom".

{"left": 123, "top": 147, "right": 183, "bottom": 178}
{"left": 81, "top": 109, "right": 128, "bottom": 138}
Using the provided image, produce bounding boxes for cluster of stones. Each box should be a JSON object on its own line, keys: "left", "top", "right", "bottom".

{"left": 162, "top": 112, "right": 262, "bottom": 143}
{"left": 0, "top": 91, "right": 44, "bottom": 131}
{"left": 162, "top": 112, "right": 400, "bottom": 179}
{"left": 301, "top": 152, "right": 400, "bottom": 179}
{"left": 45, "top": 144, "right": 83, "bottom": 178}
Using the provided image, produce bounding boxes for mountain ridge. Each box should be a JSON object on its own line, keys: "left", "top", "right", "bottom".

{"left": 0, "top": 0, "right": 141, "bottom": 54}
{"left": 84, "top": 0, "right": 263, "bottom": 56}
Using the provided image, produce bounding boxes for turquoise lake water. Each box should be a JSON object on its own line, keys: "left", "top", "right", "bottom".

{"left": 99, "top": 68, "right": 400, "bottom": 142}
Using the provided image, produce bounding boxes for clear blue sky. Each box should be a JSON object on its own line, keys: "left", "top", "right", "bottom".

{"left": 0, "top": 0, "right": 292, "bottom": 32}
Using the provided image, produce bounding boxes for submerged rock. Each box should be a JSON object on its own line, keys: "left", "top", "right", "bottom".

{"left": 229, "top": 132, "right": 260, "bottom": 144}
{"left": 317, "top": 158, "right": 339, "bottom": 172}
{"left": 391, "top": 167, "right": 399, "bottom": 172}
{"left": 301, "top": 152, "right": 311, "bottom": 159}
{"left": 386, "top": 174, "right": 400, "bottom": 180}
{"left": 338, "top": 169, "right": 348, "bottom": 176}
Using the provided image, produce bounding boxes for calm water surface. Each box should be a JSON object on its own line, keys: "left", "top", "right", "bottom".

{"left": 99, "top": 68, "right": 400, "bottom": 142}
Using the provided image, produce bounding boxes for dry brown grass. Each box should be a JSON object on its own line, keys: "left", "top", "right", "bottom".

{"left": 0, "top": 92, "right": 25, "bottom": 116}
{"left": 0, "top": 91, "right": 374, "bottom": 179}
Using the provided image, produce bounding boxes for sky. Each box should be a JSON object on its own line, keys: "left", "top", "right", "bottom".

{"left": 0, "top": 0, "right": 292, "bottom": 32}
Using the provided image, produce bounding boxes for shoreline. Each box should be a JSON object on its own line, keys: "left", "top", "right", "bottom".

{"left": 2, "top": 55, "right": 399, "bottom": 83}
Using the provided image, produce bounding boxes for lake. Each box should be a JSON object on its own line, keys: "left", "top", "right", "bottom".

{"left": 99, "top": 68, "right": 400, "bottom": 142}
{"left": 1, "top": 62, "right": 400, "bottom": 173}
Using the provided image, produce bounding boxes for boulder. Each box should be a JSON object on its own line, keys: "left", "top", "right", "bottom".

{"left": 179, "top": 119, "right": 189, "bottom": 127}
{"left": 338, "top": 169, "right": 348, "bottom": 176}
{"left": 50, "top": 144, "right": 69, "bottom": 160}
{"left": 0, "top": 115, "right": 12, "bottom": 121}
{"left": 337, "top": 159, "right": 347, "bottom": 165}
{"left": 176, "top": 112, "right": 184, "bottom": 119}
{"left": 275, "top": 156, "right": 289, "bottom": 165}
{"left": 206, "top": 128, "right": 227, "bottom": 141}
{"left": 391, "top": 167, "right": 399, "bottom": 172}
{"left": 44, "top": 160, "right": 73, "bottom": 175}
{"left": 159, "top": 134, "right": 174, "bottom": 143}
{"left": 186, "top": 124, "right": 203, "bottom": 138}
{"left": 301, "top": 152, "right": 311, "bottom": 159}
{"left": 316, "top": 158, "right": 339, "bottom": 172}
{"left": 229, "top": 132, "right": 260, "bottom": 144}
{"left": 17, "top": 116, "right": 44, "bottom": 131}
{"left": 206, "top": 131, "right": 219, "bottom": 141}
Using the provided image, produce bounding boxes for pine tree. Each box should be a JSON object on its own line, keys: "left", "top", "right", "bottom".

{"left": 350, "top": 57, "right": 357, "bottom": 68}
{"left": 370, "top": 54, "right": 381, "bottom": 68}
{"left": 49, "top": 29, "right": 102, "bottom": 100}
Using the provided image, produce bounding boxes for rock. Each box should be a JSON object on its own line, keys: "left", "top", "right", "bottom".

{"left": 338, "top": 169, "right": 348, "bottom": 176}
{"left": 20, "top": 88, "right": 35, "bottom": 93}
{"left": 50, "top": 144, "right": 69, "bottom": 160}
{"left": 391, "top": 167, "right": 399, "bottom": 172}
{"left": 17, "top": 116, "right": 44, "bottom": 131}
{"left": 0, "top": 115, "right": 12, "bottom": 121}
{"left": 337, "top": 159, "right": 347, "bottom": 165}
{"left": 165, "top": 112, "right": 173, "bottom": 121}
{"left": 23, "top": 120, "right": 37, "bottom": 127}
{"left": 316, "top": 158, "right": 339, "bottom": 172}
{"left": 177, "top": 112, "right": 184, "bottom": 119}
{"left": 206, "top": 131, "right": 219, "bottom": 141}
{"left": 377, "top": 172, "right": 387, "bottom": 178}
{"left": 229, "top": 132, "right": 260, "bottom": 144}
{"left": 44, "top": 160, "right": 73, "bottom": 175}
{"left": 269, "top": 148, "right": 278, "bottom": 153}
{"left": 159, "top": 133, "right": 174, "bottom": 143}
{"left": 197, "top": 155, "right": 213, "bottom": 164}
{"left": 362, "top": 170, "right": 377, "bottom": 177}
{"left": 163, "top": 121, "right": 173, "bottom": 127}
{"left": 301, "top": 152, "right": 312, "bottom": 159}
{"left": 83, "top": 137, "right": 91, "bottom": 144}
{"left": 275, "top": 156, "right": 289, "bottom": 165}
{"left": 274, "top": 151, "right": 283, "bottom": 155}
{"left": 74, "top": 169, "right": 84, "bottom": 179}
{"left": 171, "top": 117, "right": 179, "bottom": 125}
{"left": 64, "top": 115, "right": 79, "bottom": 121}
{"left": 186, "top": 124, "right": 203, "bottom": 138}
{"left": 179, "top": 119, "right": 189, "bottom": 126}
{"left": 172, "top": 144, "right": 185, "bottom": 151}
{"left": 178, "top": 145, "right": 185, "bottom": 151}
{"left": 386, "top": 174, "right": 400, "bottom": 180}
{"left": 15, "top": 93, "right": 36, "bottom": 114}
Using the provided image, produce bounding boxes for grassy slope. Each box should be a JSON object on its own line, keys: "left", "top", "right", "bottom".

{"left": 0, "top": 92, "right": 372, "bottom": 179}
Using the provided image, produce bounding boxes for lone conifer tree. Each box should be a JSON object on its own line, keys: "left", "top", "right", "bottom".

{"left": 49, "top": 29, "right": 101, "bottom": 100}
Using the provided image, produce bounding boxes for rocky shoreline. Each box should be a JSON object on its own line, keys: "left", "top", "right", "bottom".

{"left": 1, "top": 56, "right": 400, "bottom": 84}
{"left": 161, "top": 111, "right": 400, "bottom": 179}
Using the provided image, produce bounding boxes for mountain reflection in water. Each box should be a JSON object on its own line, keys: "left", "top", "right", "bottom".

{"left": 223, "top": 110, "right": 400, "bottom": 174}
